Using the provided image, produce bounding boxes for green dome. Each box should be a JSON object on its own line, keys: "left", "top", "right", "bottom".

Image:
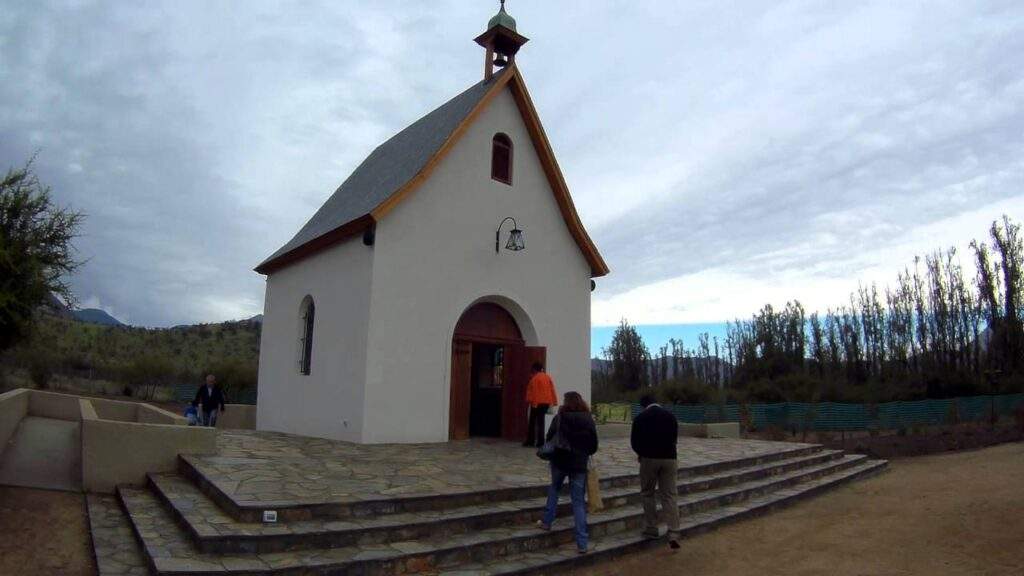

{"left": 488, "top": 4, "right": 516, "bottom": 31}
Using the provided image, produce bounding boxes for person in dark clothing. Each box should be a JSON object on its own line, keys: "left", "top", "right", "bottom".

{"left": 537, "top": 391, "right": 598, "bottom": 554}
{"left": 192, "top": 374, "right": 226, "bottom": 427}
{"left": 630, "top": 394, "right": 680, "bottom": 548}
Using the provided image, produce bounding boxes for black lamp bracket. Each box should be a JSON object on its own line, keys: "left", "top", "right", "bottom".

{"left": 496, "top": 216, "right": 518, "bottom": 253}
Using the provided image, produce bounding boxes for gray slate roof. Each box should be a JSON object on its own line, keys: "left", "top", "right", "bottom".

{"left": 258, "top": 69, "right": 507, "bottom": 271}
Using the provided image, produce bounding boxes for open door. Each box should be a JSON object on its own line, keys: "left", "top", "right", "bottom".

{"left": 502, "top": 345, "right": 546, "bottom": 442}
{"left": 449, "top": 339, "right": 472, "bottom": 440}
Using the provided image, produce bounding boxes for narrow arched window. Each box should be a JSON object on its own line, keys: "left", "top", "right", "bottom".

{"left": 298, "top": 296, "right": 315, "bottom": 375}
{"left": 491, "top": 133, "right": 512, "bottom": 185}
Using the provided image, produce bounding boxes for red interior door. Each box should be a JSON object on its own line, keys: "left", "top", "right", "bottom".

{"left": 502, "top": 345, "right": 547, "bottom": 442}
{"left": 449, "top": 339, "right": 472, "bottom": 440}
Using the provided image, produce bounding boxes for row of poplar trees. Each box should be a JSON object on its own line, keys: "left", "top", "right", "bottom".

{"left": 598, "top": 216, "right": 1024, "bottom": 404}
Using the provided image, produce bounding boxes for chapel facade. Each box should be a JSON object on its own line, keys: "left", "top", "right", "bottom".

{"left": 255, "top": 4, "right": 608, "bottom": 443}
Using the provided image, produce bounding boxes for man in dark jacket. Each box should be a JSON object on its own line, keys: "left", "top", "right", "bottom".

{"left": 192, "top": 374, "right": 226, "bottom": 427}
{"left": 630, "top": 394, "right": 680, "bottom": 547}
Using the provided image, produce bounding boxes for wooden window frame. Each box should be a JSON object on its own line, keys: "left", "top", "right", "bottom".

{"left": 298, "top": 296, "right": 315, "bottom": 376}
{"left": 491, "top": 133, "right": 513, "bottom": 185}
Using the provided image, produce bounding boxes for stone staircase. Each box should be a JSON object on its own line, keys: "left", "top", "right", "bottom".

{"left": 87, "top": 442, "right": 886, "bottom": 575}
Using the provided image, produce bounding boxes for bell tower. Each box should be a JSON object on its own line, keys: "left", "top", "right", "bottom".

{"left": 474, "top": 0, "right": 529, "bottom": 81}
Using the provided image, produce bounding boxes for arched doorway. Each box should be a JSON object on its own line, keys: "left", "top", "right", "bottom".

{"left": 449, "top": 302, "right": 546, "bottom": 441}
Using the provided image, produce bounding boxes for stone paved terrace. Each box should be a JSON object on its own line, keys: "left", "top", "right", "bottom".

{"left": 185, "top": 430, "right": 817, "bottom": 510}
{"left": 86, "top": 429, "right": 887, "bottom": 576}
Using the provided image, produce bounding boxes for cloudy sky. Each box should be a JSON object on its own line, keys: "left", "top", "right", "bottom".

{"left": 2, "top": 1, "right": 1023, "bottom": 337}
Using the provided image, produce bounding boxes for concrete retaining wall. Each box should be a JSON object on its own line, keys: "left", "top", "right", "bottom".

{"left": 28, "top": 389, "right": 83, "bottom": 421}
{"left": 137, "top": 403, "right": 187, "bottom": 426}
{"left": 216, "top": 404, "right": 257, "bottom": 430}
{"left": 1, "top": 389, "right": 217, "bottom": 493}
{"left": 680, "top": 421, "right": 741, "bottom": 439}
{"left": 0, "top": 389, "right": 30, "bottom": 455}
{"left": 91, "top": 397, "right": 138, "bottom": 422}
{"left": 81, "top": 399, "right": 215, "bottom": 493}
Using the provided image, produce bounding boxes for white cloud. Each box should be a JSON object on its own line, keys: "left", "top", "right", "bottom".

{"left": 1, "top": 1, "right": 1022, "bottom": 327}
{"left": 78, "top": 295, "right": 130, "bottom": 325}
{"left": 593, "top": 194, "right": 1024, "bottom": 326}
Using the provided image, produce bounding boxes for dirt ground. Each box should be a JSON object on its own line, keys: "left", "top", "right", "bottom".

{"left": 0, "top": 487, "right": 95, "bottom": 576}
{"left": 572, "top": 442, "right": 1024, "bottom": 576}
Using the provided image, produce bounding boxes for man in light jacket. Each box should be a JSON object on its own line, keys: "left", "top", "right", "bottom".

{"left": 630, "top": 394, "right": 680, "bottom": 549}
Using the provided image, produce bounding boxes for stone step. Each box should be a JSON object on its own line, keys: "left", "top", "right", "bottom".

{"left": 152, "top": 449, "right": 845, "bottom": 554}
{"left": 178, "top": 443, "right": 826, "bottom": 522}
{"left": 439, "top": 459, "right": 889, "bottom": 575}
{"left": 118, "top": 453, "right": 871, "bottom": 575}
{"left": 86, "top": 494, "right": 151, "bottom": 576}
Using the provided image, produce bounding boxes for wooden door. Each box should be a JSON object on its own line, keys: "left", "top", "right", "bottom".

{"left": 501, "top": 345, "right": 547, "bottom": 442}
{"left": 525, "top": 347, "right": 547, "bottom": 382}
{"left": 502, "top": 344, "right": 526, "bottom": 441}
{"left": 449, "top": 339, "right": 472, "bottom": 440}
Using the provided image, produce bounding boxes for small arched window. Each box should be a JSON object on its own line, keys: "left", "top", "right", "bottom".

{"left": 491, "top": 133, "right": 512, "bottom": 185}
{"left": 298, "top": 296, "right": 315, "bottom": 375}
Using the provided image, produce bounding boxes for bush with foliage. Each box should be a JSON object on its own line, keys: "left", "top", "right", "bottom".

{"left": 205, "top": 357, "right": 257, "bottom": 402}
{"left": 0, "top": 160, "right": 83, "bottom": 350}
{"left": 27, "top": 349, "right": 52, "bottom": 389}
{"left": 123, "top": 353, "right": 176, "bottom": 399}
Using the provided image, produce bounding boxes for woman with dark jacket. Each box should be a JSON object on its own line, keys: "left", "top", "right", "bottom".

{"left": 537, "top": 391, "right": 599, "bottom": 553}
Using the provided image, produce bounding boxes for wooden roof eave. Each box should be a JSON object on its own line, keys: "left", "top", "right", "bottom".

{"left": 253, "top": 215, "right": 375, "bottom": 275}
{"left": 505, "top": 67, "right": 610, "bottom": 278}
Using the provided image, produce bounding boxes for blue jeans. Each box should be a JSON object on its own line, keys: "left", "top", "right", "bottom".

{"left": 542, "top": 463, "right": 588, "bottom": 550}
{"left": 202, "top": 409, "right": 219, "bottom": 427}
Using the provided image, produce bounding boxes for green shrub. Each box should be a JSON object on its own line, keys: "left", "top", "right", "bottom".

{"left": 745, "top": 379, "right": 786, "bottom": 403}
{"left": 762, "top": 425, "right": 788, "bottom": 441}
{"left": 205, "top": 358, "right": 257, "bottom": 402}
{"left": 945, "top": 400, "right": 961, "bottom": 426}
{"left": 27, "top": 351, "right": 52, "bottom": 389}
{"left": 738, "top": 402, "right": 754, "bottom": 432}
{"left": 123, "top": 353, "right": 176, "bottom": 399}
{"left": 658, "top": 379, "right": 714, "bottom": 405}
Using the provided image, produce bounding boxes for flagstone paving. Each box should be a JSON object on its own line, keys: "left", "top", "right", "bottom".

{"left": 86, "top": 429, "right": 886, "bottom": 575}
{"left": 186, "top": 430, "right": 816, "bottom": 509}
{"left": 149, "top": 448, "right": 847, "bottom": 553}
{"left": 87, "top": 494, "right": 150, "bottom": 576}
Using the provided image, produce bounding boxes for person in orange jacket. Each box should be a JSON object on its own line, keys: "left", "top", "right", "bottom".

{"left": 523, "top": 362, "right": 557, "bottom": 447}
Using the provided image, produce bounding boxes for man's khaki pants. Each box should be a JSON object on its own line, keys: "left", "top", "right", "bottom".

{"left": 639, "top": 457, "right": 680, "bottom": 534}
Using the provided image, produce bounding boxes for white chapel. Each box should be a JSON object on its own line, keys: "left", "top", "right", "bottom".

{"left": 254, "top": 4, "right": 609, "bottom": 444}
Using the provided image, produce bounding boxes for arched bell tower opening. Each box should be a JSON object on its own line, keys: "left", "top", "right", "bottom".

{"left": 474, "top": 0, "right": 529, "bottom": 81}
{"left": 449, "top": 301, "right": 545, "bottom": 441}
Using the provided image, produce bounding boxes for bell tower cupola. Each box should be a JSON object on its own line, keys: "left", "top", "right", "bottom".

{"left": 474, "top": 0, "right": 529, "bottom": 81}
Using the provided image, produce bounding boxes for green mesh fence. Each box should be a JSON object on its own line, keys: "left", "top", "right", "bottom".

{"left": 628, "top": 393, "right": 1024, "bottom": 431}
{"left": 170, "top": 382, "right": 257, "bottom": 405}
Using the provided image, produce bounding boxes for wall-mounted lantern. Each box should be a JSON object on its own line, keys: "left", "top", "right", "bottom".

{"left": 496, "top": 216, "right": 525, "bottom": 253}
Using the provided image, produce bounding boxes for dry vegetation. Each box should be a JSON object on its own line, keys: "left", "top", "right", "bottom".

{"left": 0, "top": 314, "right": 260, "bottom": 400}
